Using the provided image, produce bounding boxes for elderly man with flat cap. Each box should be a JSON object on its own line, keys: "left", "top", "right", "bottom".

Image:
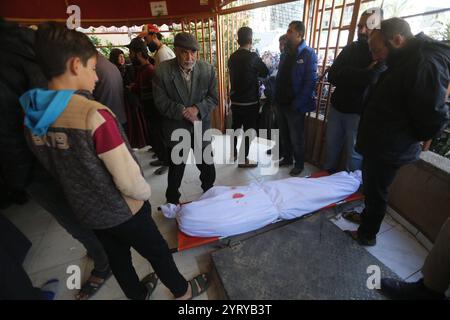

{"left": 153, "top": 32, "right": 218, "bottom": 204}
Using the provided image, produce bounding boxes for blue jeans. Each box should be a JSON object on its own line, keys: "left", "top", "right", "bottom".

{"left": 324, "top": 106, "right": 362, "bottom": 172}
{"left": 276, "top": 104, "right": 305, "bottom": 169}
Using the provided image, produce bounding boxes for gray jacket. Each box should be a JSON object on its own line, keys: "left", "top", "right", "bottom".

{"left": 152, "top": 58, "right": 218, "bottom": 147}
{"left": 93, "top": 55, "right": 127, "bottom": 125}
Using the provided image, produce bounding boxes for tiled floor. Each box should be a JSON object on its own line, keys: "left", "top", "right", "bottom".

{"left": 2, "top": 134, "right": 433, "bottom": 300}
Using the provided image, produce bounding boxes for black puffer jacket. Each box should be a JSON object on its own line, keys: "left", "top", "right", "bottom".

{"left": 356, "top": 33, "right": 450, "bottom": 165}
{"left": 328, "top": 39, "right": 386, "bottom": 114}
{"left": 228, "top": 48, "right": 269, "bottom": 104}
{"left": 0, "top": 19, "right": 47, "bottom": 190}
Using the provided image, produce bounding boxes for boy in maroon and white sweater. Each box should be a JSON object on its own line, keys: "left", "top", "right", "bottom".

{"left": 20, "top": 22, "right": 208, "bottom": 300}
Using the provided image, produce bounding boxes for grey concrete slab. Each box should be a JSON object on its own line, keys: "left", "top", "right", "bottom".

{"left": 212, "top": 214, "right": 398, "bottom": 300}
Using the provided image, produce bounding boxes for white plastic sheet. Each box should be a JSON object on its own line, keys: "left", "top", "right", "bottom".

{"left": 160, "top": 171, "right": 362, "bottom": 237}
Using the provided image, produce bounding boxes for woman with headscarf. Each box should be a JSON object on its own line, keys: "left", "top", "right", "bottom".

{"left": 109, "top": 48, "right": 149, "bottom": 149}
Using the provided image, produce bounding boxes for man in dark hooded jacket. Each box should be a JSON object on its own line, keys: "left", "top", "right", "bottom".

{"left": 346, "top": 18, "right": 449, "bottom": 246}
{"left": 324, "top": 9, "right": 386, "bottom": 173}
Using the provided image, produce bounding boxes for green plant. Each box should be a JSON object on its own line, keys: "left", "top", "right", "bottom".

{"left": 161, "top": 29, "right": 176, "bottom": 50}
{"left": 430, "top": 131, "right": 450, "bottom": 159}
{"left": 430, "top": 21, "right": 450, "bottom": 42}
{"left": 89, "top": 35, "right": 114, "bottom": 57}
{"left": 382, "top": 0, "right": 411, "bottom": 18}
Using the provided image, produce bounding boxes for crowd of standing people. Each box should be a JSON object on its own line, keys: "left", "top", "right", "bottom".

{"left": 0, "top": 6, "right": 448, "bottom": 300}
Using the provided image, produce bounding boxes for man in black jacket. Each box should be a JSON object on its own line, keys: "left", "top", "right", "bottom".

{"left": 228, "top": 27, "right": 269, "bottom": 168}
{"left": 346, "top": 18, "right": 449, "bottom": 246}
{"left": 324, "top": 9, "right": 386, "bottom": 173}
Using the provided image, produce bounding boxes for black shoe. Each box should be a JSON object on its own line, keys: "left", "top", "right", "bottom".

{"left": 279, "top": 159, "right": 293, "bottom": 167}
{"left": 150, "top": 159, "right": 165, "bottom": 166}
{"left": 344, "top": 230, "right": 376, "bottom": 246}
{"left": 342, "top": 211, "right": 362, "bottom": 224}
{"left": 238, "top": 159, "right": 258, "bottom": 168}
{"left": 289, "top": 167, "right": 304, "bottom": 176}
{"left": 380, "top": 278, "right": 446, "bottom": 300}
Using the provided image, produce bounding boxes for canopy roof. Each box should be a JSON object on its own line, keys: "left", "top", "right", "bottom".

{"left": 1, "top": 0, "right": 223, "bottom": 27}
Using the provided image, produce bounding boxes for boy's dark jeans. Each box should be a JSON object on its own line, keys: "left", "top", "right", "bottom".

{"left": 94, "top": 201, "right": 188, "bottom": 300}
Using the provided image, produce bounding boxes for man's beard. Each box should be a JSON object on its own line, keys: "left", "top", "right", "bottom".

{"left": 147, "top": 41, "right": 158, "bottom": 53}
{"left": 181, "top": 60, "right": 196, "bottom": 70}
{"left": 285, "top": 41, "right": 295, "bottom": 54}
{"left": 385, "top": 41, "right": 403, "bottom": 66}
{"left": 357, "top": 33, "right": 368, "bottom": 42}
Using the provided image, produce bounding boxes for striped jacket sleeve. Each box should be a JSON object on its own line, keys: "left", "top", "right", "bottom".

{"left": 88, "top": 109, "right": 151, "bottom": 201}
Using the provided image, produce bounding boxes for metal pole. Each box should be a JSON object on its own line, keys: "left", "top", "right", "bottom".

{"left": 321, "top": 0, "right": 336, "bottom": 70}
{"left": 201, "top": 19, "right": 207, "bottom": 61}
{"left": 347, "top": 0, "right": 362, "bottom": 45}
{"left": 334, "top": 0, "right": 347, "bottom": 59}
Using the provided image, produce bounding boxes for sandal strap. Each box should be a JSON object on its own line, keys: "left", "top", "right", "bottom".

{"left": 79, "top": 280, "right": 101, "bottom": 294}
{"left": 91, "top": 268, "right": 112, "bottom": 279}
{"left": 190, "top": 274, "right": 208, "bottom": 298}
{"left": 142, "top": 272, "right": 159, "bottom": 298}
{"left": 142, "top": 272, "right": 158, "bottom": 285}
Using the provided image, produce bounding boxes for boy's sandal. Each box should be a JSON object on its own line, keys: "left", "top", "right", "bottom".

{"left": 189, "top": 273, "right": 209, "bottom": 300}
{"left": 142, "top": 272, "right": 159, "bottom": 299}
{"left": 154, "top": 166, "right": 168, "bottom": 175}
{"left": 76, "top": 270, "right": 112, "bottom": 300}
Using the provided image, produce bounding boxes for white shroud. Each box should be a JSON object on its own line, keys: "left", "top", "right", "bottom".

{"left": 160, "top": 171, "right": 362, "bottom": 237}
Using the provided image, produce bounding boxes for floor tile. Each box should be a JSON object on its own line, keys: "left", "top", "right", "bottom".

{"left": 386, "top": 207, "right": 419, "bottom": 236}
{"left": 365, "top": 225, "right": 428, "bottom": 279}
{"left": 23, "top": 234, "right": 45, "bottom": 274}
{"left": 29, "top": 229, "right": 87, "bottom": 274}
{"left": 330, "top": 215, "right": 395, "bottom": 235}
{"left": 29, "top": 257, "right": 87, "bottom": 300}
{"left": 4, "top": 204, "right": 53, "bottom": 239}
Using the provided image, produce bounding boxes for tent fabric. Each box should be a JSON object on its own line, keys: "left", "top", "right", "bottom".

{"left": 1, "top": 0, "right": 217, "bottom": 27}
{"left": 161, "top": 171, "right": 362, "bottom": 237}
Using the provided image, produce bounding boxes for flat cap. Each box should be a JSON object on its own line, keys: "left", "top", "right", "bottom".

{"left": 174, "top": 32, "right": 199, "bottom": 51}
